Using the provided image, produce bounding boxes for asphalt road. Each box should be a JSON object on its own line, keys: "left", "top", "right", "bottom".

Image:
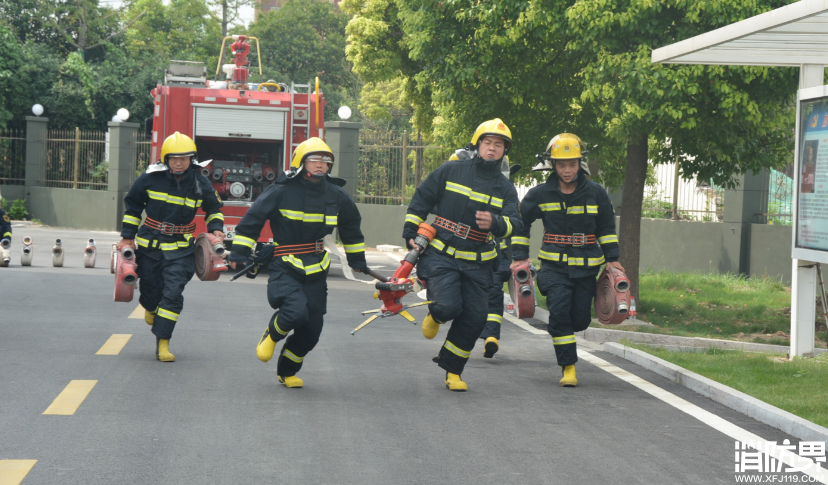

{"left": 0, "top": 226, "right": 816, "bottom": 484}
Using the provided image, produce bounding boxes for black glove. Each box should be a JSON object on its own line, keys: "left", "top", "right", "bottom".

{"left": 228, "top": 251, "right": 250, "bottom": 269}
{"left": 349, "top": 260, "right": 370, "bottom": 274}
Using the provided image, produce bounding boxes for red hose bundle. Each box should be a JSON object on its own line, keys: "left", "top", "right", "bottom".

{"left": 594, "top": 266, "right": 631, "bottom": 325}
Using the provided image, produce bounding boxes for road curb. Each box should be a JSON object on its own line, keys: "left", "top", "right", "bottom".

{"left": 603, "top": 342, "right": 828, "bottom": 443}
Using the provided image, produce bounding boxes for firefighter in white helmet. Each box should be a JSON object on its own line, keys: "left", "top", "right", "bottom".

{"left": 228, "top": 137, "right": 368, "bottom": 389}
{"left": 116, "top": 132, "right": 225, "bottom": 362}
{"left": 511, "top": 133, "right": 623, "bottom": 387}
{"left": 404, "top": 119, "right": 522, "bottom": 391}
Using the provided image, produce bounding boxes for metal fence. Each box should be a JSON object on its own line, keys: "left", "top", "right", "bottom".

{"left": 759, "top": 167, "right": 794, "bottom": 225}
{"left": 43, "top": 128, "right": 108, "bottom": 190}
{"left": 642, "top": 161, "right": 724, "bottom": 221}
{"left": 0, "top": 127, "right": 25, "bottom": 185}
{"left": 357, "top": 130, "right": 452, "bottom": 205}
{"left": 134, "top": 131, "right": 153, "bottom": 184}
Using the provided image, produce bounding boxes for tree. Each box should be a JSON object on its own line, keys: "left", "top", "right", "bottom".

{"left": 45, "top": 0, "right": 146, "bottom": 58}
{"left": 0, "top": 24, "right": 23, "bottom": 128}
{"left": 208, "top": 0, "right": 253, "bottom": 37}
{"left": 565, "top": 0, "right": 798, "bottom": 298}
{"left": 249, "top": 0, "right": 352, "bottom": 119}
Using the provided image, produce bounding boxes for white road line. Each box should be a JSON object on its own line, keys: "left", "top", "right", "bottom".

{"left": 503, "top": 312, "right": 827, "bottom": 482}
{"left": 579, "top": 352, "right": 828, "bottom": 483}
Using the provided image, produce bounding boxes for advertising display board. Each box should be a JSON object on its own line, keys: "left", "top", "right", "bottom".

{"left": 793, "top": 85, "right": 828, "bottom": 264}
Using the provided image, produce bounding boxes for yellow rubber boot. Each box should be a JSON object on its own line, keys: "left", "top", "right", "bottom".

{"left": 445, "top": 372, "right": 468, "bottom": 392}
{"left": 483, "top": 337, "right": 499, "bottom": 358}
{"left": 144, "top": 310, "right": 155, "bottom": 326}
{"left": 256, "top": 327, "right": 278, "bottom": 362}
{"left": 279, "top": 375, "right": 303, "bottom": 388}
{"left": 422, "top": 313, "right": 441, "bottom": 340}
{"left": 156, "top": 338, "right": 175, "bottom": 362}
{"left": 560, "top": 365, "right": 577, "bottom": 387}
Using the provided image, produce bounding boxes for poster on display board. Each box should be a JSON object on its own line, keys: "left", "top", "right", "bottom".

{"left": 794, "top": 87, "right": 828, "bottom": 263}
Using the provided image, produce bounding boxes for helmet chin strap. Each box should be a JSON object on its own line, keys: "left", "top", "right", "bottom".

{"left": 304, "top": 171, "right": 326, "bottom": 181}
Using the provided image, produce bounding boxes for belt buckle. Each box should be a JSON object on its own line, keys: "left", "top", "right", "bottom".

{"left": 486, "top": 233, "right": 494, "bottom": 243}
{"left": 455, "top": 222, "right": 470, "bottom": 240}
{"left": 572, "top": 233, "right": 586, "bottom": 247}
{"left": 315, "top": 239, "right": 325, "bottom": 253}
{"left": 158, "top": 222, "right": 175, "bottom": 235}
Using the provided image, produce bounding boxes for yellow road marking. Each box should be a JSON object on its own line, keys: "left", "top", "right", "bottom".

{"left": 0, "top": 459, "right": 37, "bottom": 485}
{"left": 95, "top": 334, "right": 132, "bottom": 355}
{"left": 43, "top": 380, "right": 98, "bottom": 415}
{"left": 128, "top": 305, "right": 143, "bottom": 319}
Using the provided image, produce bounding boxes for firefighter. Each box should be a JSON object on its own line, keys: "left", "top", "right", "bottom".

{"left": 228, "top": 137, "right": 368, "bottom": 389}
{"left": 0, "top": 206, "right": 11, "bottom": 244}
{"left": 511, "top": 133, "right": 622, "bottom": 387}
{"left": 405, "top": 119, "right": 522, "bottom": 391}
{"left": 116, "top": 132, "right": 225, "bottom": 362}
{"left": 479, "top": 157, "right": 521, "bottom": 358}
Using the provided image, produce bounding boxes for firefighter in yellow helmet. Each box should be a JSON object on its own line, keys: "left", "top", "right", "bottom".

{"left": 116, "top": 131, "right": 225, "bottom": 362}
{"left": 228, "top": 137, "right": 368, "bottom": 389}
{"left": 403, "top": 119, "right": 522, "bottom": 391}
{"left": 512, "top": 133, "right": 623, "bottom": 387}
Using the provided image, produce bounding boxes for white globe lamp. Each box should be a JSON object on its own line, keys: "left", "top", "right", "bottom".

{"left": 32, "top": 104, "right": 44, "bottom": 116}
{"left": 117, "top": 108, "right": 130, "bottom": 121}
{"left": 337, "top": 106, "right": 352, "bottom": 120}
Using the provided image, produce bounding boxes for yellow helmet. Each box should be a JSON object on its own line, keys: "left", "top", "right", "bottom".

{"left": 159, "top": 132, "right": 197, "bottom": 164}
{"left": 449, "top": 153, "right": 459, "bottom": 161}
{"left": 546, "top": 133, "right": 584, "bottom": 160}
{"left": 287, "top": 137, "right": 334, "bottom": 179}
{"left": 470, "top": 118, "right": 512, "bottom": 154}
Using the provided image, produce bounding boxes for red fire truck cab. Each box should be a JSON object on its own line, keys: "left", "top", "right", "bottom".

{"left": 148, "top": 35, "right": 326, "bottom": 244}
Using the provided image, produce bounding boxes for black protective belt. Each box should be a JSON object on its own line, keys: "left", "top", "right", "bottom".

{"left": 143, "top": 217, "right": 196, "bottom": 235}
{"left": 434, "top": 216, "right": 492, "bottom": 242}
{"left": 543, "top": 233, "right": 596, "bottom": 247}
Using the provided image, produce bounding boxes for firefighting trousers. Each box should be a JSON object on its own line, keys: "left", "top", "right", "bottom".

{"left": 417, "top": 251, "right": 492, "bottom": 375}
{"left": 136, "top": 252, "right": 195, "bottom": 340}
{"left": 536, "top": 268, "right": 596, "bottom": 367}
{"left": 265, "top": 264, "right": 328, "bottom": 377}
{"left": 480, "top": 267, "right": 511, "bottom": 340}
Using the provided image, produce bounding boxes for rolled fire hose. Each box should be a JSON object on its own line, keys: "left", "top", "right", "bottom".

{"left": 84, "top": 238, "right": 97, "bottom": 268}
{"left": 507, "top": 261, "right": 537, "bottom": 319}
{"left": 0, "top": 238, "right": 10, "bottom": 267}
{"left": 52, "top": 239, "right": 64, "bottom": 267}
{"left": 194, "top": 233, "right": 228, "bottom": 281}
{"left": 594, "top": 266, "right": 632, "bottom": 325}
{"left": 21, "top": 236, "right": 33, "bottom": 266}
{"left": 113, "top": 246, "right": 139, "bottom": 302}
{"left": 110, "top": 243, "right": 117, "bottom": 274}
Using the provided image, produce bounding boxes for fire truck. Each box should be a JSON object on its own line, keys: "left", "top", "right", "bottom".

{"left": 146, "top": 35, "right": 326, "bottom": 245}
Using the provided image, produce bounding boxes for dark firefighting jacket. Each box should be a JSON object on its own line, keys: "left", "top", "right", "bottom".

{"left": 512, "top": 171, "right": 619, "bottom": 278}
{"left": 403, "top": 157, "right": 522, "bottom": 264}
{"left": 121, "top": 168, "right": 225, "bottom": 260}
{"left": 231, "top": 173, "right": 366, "bottom": 276}
{"left": 0, "top": 208, "right": 11, "bottom": 241}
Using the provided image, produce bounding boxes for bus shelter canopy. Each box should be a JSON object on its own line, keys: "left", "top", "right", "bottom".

{"left": 652, "top": 0, "right": 828, "bottom": 67}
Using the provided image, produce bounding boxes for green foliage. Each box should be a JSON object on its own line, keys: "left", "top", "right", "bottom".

{"left": 8, "top": 198, "right": 29, "bottom": 220}
{"left": 249, "top": 0, "right": 352, "bottom": 121}
{"left": 0, "top": 24, "right": 23, "bottom": 128}
{"left": 0, "top": 197, "right": 6, "bottom": 210}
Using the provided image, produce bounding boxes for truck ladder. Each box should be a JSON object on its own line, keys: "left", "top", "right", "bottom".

{"left": 289, "top": 82, "right": 313, "bottom": 157}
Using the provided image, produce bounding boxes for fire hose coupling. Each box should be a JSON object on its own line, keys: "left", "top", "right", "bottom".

{"left": 84, "top": 238, "right": 97, "bottom": 268}
{"left": 375, "top": 281, "right": 413, "bottom": 293}
{"left": 21, "top": 236, "right": 33, "bottom": 266}
{"left": 0, "top": 238, "right": 9, "bottom": 249}
{"left": 52, "top": 239, "right": 64, "bottom": 267}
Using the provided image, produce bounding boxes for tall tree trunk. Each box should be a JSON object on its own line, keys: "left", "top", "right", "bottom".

{"left": 618, "top": 133, "right": 649, "bottom": 301}
{"left": 221, "top": 0, "right": 228, "bottom": 37}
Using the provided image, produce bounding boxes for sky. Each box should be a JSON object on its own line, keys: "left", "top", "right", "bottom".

{"left": 101, "top": 1, "right": 257, "bottom": 26}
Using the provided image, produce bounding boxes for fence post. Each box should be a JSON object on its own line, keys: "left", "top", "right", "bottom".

{"left": 24, "top": 116, "right": 48, "bottom": 189}
{"left": 108, "top": 121, "right": 139, "bottom": 231}
{"left": 415, "top": 131, "right": 423, "bottom": 188}
{"left": 671, "top": 156, "right": 680, "bottom": 220}
{"left": 324, "top": 121, "right": 362, "bottom": 199}
{"left": 401, "top": 130, "right": 409, "bottom": 204}
{"left": 721, "top": 170, "right": 769, "bottom": 275}
{"left": 72, "top": 127, "right": 80, "bottom": 189}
